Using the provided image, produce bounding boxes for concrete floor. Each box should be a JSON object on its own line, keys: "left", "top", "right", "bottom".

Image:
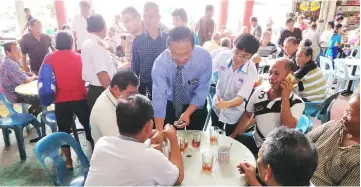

{"left": 0, "top": 105, "right": 93, "bottom": 186}
{"left": 0, "top": 95, "right": 351, "bottom": 186}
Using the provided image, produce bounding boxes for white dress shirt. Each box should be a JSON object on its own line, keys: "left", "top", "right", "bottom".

{"left": 90, "top": 88, "right": 118, "bottom": 143}
{"left": 81, "top": 33, "right": 117, "bottom": 86}
{"left": 71, "top": 14, "right": 89, "bottom": 49}
{"left": 211, "top": 47, "right": 230, "bottom": 59}
{"left": 212, "top": 50, "right": 233, "bottom": 73}
{"left": 212, "top": 59, "right": 258, "bottom": 124}
{"left": 84, "top": 135, "right": 179, "bottom": 186}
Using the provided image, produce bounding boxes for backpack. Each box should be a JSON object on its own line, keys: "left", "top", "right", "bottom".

{"left": 37, "top": 53, "right": 56, "bottom": 106}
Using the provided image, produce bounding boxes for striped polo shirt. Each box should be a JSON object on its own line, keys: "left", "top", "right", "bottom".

{"left": 295, "top": 60, "right": 327, "bottom": 101}
{"left": 246, "top": 85, "right": 305, "bottom": 147}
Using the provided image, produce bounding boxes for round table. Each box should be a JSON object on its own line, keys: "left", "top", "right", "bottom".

{"left": 15, "top": 80, "right": 38, "bottom": 96}
{"left": 178, "top": 130, "right": 256, "bottom": 186}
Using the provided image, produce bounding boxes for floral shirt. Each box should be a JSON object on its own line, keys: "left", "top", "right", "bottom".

{"left": 0, "top": 57, "right": 28, "bottom": 103}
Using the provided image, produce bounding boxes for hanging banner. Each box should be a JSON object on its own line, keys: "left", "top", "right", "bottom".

{"left": 300, "top": 1, "right": 321, "bottom": 11}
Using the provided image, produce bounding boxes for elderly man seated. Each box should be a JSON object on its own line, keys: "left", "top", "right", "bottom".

{"left": 294, "top": 45, "right": 327, "bottom": 101}
{"left": 0, "top": 41, "right": 40, "bottom": 116}
{"left": 90, "top": 70, "right": 139, "bottom": 142}
{"left": 308, "top": 93, "right": 360, "bottom": 186}
{"left": 203, "top": 33, "right": 221, "bottom": 53}
{"left": 85, "top": 94, "right": 184, "bottom": 186}
{"left": 230, "top": 58, "right": 305, "bottom": 155}
{"left": 239, "top": 127, "right": 318, "bottom": 186}
{"left": 279, "top": 36, "right": 299, "bottom": 68}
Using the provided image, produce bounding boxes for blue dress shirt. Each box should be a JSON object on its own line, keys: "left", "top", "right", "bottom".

{"left": 152, "top": 46, "right": 212, "bottom": 118}
{"left": 131, "top": 31, "right": 168, "bottom": 84}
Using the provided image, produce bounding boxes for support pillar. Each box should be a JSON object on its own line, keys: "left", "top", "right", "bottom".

{"left": 15, "top": 0, "right": 26, "bottom": 35}
{"left": 218, "top": 0, "right": 229, "bottom": 31}
{"left": 242, "top": 0, "right": 254, "bottom": 32}
{"left": 54, "top": 0, "right": 67, "bottom": 30}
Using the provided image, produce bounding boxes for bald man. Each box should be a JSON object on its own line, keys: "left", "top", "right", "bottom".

{"left": 203, "top": 33, "right": 221, "bottom": 53}
{"left": 230, "top": 58, "right": 305, "bottom": 155}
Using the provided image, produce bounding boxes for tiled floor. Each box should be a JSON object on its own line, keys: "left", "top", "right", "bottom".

{"left": 0, "top": 94, "right": 351, "bottom": 185}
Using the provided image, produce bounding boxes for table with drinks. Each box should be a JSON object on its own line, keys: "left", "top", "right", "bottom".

{"left": 163, "top": 127, "right": 256, "bottom": 186}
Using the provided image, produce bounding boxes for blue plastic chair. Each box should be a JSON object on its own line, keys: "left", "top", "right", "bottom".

{"left": 304, "top": 92, "right": 341, "bottom": 129}
{"left": 0, "top": 93, "right": 42, "bottom": 160}
{"left": 296, "top": 115, "right": 311, "bottom": 133}
{"left": 35, "top": 132, "right": 90, "bottom": 186}
{"left": 40, "top": 107, "right": 81, "bottom": 142}
{"left": 203, "top": 94, "right": 213, "bottom": 131}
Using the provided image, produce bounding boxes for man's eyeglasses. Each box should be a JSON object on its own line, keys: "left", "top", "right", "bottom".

{"left": 232, "top": 49, "right": 251, "bottom": 60}
{"left": 168, "top": 50, "right": 192, "bottom": 60}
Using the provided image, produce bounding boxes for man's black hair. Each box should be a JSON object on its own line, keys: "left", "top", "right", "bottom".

{"left": 3, "top": 41, "right": 17, "bottom": 55}
{"left": 110, "top": 70, "right": 139, "bottom": 91}
{"left": 24, "top": 8, "right": 30, "bottom": 12}
{"left": 87, "top": 14, "right": 106, "bottom": 33}
{"left": 172, "top": 8, "right": 188, "bottom": 23}
{"left": 327, "top": 21, "right": 335, "bottom": 29}
{"left": 220, "top": 37, "right": 231, "bottom": 48}
{"left": 121, "top": 6, "right": 141, "bottom": 18}
{"left": 55, "top": 31, "right": 73, "bottom": 50}
{"left": 234, "top": 34, "right": 259, "bottom": 55}
{"left": 286, "top": 17, "right": 295, "bottom": 24}
{"left": 284, "top": 36, "right": 299, "bottom": 45}
{"left": 205, "top": 5, "right": 214, "bottom": 12}
{"left": 336, "top": 15, "right": 344, "bottom": 22}
{"left": 261, "top": 127, "right": 318, "bottom": 186}
{"left": 167, "top": 26, "right": 195, "bottom": 48}
{"left": 250, "top": 16, "right": 258, "bottom": 22}
{"left": 116, "top": 94, "right": 154, "bottom": 135}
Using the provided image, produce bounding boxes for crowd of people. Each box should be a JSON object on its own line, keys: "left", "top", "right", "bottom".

{"left": 0, "top": 1, "right": 360, "bottom": 186}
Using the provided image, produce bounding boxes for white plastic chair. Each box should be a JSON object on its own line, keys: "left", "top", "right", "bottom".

{"left": 319, "top": 56, "right": 335, "bottom": 81}
{"left": 334, "top": 59, "right": 360, "bottom": 92}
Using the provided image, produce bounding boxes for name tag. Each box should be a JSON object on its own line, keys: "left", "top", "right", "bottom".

{"left": 188, "top": 79, "right": 199, "bottom": 84}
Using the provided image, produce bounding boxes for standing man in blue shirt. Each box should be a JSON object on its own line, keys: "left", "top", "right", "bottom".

{"left": 131, "top": 2, "right": 168, "bottom": 99}
{"left": 152, "top": 26, "right": 212, "bottom": 131}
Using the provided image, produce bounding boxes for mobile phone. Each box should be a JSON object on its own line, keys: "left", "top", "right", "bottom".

{"left": 286, "top": 73, "right": 296, "bottom": 82}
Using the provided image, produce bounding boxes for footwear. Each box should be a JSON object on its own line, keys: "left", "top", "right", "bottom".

{"left": 66, "top": 159, "right": 73, "bottom": 170}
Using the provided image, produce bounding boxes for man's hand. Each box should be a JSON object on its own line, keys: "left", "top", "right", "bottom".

{"left": 176, "top": 113, "right": 191, "bottom": 128}
{"left": 163, "top": 124, "right": 177, "bottom": 138}
{"left": 280, "top": 78, "right": 293, "bottom": 99}
{"left": 23, "top": 65, "right": 30, "bottom": 72}
{"left": 237, "top": 162, "right": 260, "bottom": 186}
{"left": 150, "top": 130, "right": 165, "bottom": 145}
{"left": 215, "top": 98, "right": 228, "bottom": 109}
{"left": 251, "top": 54, "right": 262, "bottom": 64}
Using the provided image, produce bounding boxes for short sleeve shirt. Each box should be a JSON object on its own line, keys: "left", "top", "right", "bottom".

{"left": 71, "top": 14, "right": 89, "bottom": 49}
{"left": 213, "top": 59, "right": 258, "bottom": 124}
{"left": 20, "top": 33, "right": 52, "bottom": 72}
{"left": 84, "top": 135, "right": 179, "bottom": 186}
{"left": 81, "top": 34, "right": 117, "bottom": 86}
{"left": 246, "top": 85, "right": 305, "bottom": 147}
{"left": 0, "top": 57, "right": 28, "bottom": 103}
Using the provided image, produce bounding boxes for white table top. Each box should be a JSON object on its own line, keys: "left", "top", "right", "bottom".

{"left": 259, "top": 57, "right": 276, "bottom": 67}
{"left": 334, "top": 58, "right": 360, "bottom": 66}
{"left": 178, "top": 130, "right": 256, "bottom": 186}
{"left": 15, "top": 80, "right": 38, "bottom": 96}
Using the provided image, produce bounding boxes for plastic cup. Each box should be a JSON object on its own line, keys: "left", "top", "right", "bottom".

{"left": 202, "top": 151, "right": 214, "bottom": 172}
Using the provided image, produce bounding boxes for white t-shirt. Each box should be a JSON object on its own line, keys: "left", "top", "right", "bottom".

{"left": 213, "top": 59, "right": 258, "bottom": 124}
{"left": 84, "top": 135, "right": 179, "bottom": 186}
{"left": 71, "top": 14, "right": 89, "bottom": 49}
{"left": 90, "top": 88, "right": 118, "bottom": 143}
{"left": 246, "top": 85, "right": 305, "bottom": 147}
{"left": 303, "top": 29, "right": 321, "bottom": 49}
{"left": 81, "top": 33, "right": 117, "bottom": 86}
